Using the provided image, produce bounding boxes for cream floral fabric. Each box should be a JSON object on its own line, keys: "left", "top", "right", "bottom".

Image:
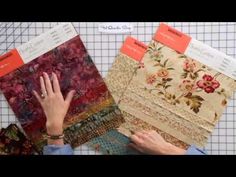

{"left": 106, "top": 40, "right": 236, "bottom": 147}
{"left": 106, "top": 52, "right": 188, "bottom": 149}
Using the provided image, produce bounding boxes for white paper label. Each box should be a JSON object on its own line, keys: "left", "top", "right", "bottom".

{"left": 185, "top": 38, "right": 236, "bottom": 80}
{"left": 16, "top": 23, "right": 77, "bottom": 64}
{"left": 98, "top": 23, "right": 133, "bottom": 34}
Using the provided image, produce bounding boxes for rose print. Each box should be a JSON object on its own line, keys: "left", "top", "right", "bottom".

{"left": 180, "top": 57, "right": 205, "bottom": 80}
{"left": 142, "top": 40, "right": 230, "bottom": 117}
{"left": 179, "top": 80, "right": 197, "bottom": 95}
{"left": 197, "top": 74, "right": 220, "bottom": 93}
{"left": 146, "top": 74, "right": 156, "bottom": 85}
{"left": 147, "top": 41, "right": 164, "bottom": 62}
{"left": 183, "top": 59, "right": 196, "bottom": 72}
{"left": 157, "top": 68, "right": 169, "bottom": 78}
{"left": 152, "top": 50, "right": 161, "bottom": 58}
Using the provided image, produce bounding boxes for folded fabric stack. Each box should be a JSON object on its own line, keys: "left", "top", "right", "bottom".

{"left": 0, "top": 23, "right": 124, "bottom": 153}
{"left": 88, "top": 23, "right": 236, "bottom": 153}
{"left": 0, "top": 124, "right": 37, "bottom": 155}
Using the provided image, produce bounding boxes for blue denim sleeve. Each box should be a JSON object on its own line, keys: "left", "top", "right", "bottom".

{"left": 43, "top": 144, "right": 73, "bottom": 155}
{"left": 185, "top": 145, "right": 207, "bottom": 155}
{"left": 43, "top": 144, "right": 206, "bottom": 155}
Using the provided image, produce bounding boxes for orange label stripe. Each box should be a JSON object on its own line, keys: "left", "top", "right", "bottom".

{"left": 0, "top": 49, "right": 24, "bottom": 77}
{"left": 154, "top": 23, "right": 191, "bottom": 54}
{"left": 120, "top": 36, "right": 147, "bottom": 62}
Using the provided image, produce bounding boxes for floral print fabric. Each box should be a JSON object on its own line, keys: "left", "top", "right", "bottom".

{"left": 141, "top": 41, "right": 236, "bottom": 125}
{"left": 106, "top": 40, "right": 236, "bottom": 147}
{"left": 0, "top": 124, "right": 37, "bottom": 155}
{"left": 105, "top": 52, "right": 189, "bottom": 149}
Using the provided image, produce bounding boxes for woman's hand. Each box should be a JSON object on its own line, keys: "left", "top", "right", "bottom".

{"left": 129, "top": 130, "right": 186, "bottom": 155}
{"left": 33, "top": 72, "right": 75, "bottom": 145}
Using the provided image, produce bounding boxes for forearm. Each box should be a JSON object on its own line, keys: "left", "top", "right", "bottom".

{"left": 157, "top": 144, "right": 207, "bottom": 155}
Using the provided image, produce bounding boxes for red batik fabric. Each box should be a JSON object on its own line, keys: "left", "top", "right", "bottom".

{"left": 0, "top": 36, "right": 124, "bottom": 152}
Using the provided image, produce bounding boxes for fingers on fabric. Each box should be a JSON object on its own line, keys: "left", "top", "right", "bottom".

{"left": 43, "top": 72, "right": 53, "bottom": 95}
{"left": 133, "top": 131, "right": 148, "bottom": 140}
{"left": 40, "top": 76, "right": 47, "bottom": 96}
{"left": 52, "top": 72, "right": 61, "bottom": 93}
{"left": 130, "top": 134, "right": 143, "bottom": 145}
{"left": 128, "top": 143, "right": 143, "bottom": 153}
{"left": 65, "top": 90, "right": 76, "bottom": 105}
{"left": 34, "top": 72, "right": 76, "bottom": 106}
{"left": 32, "top": 90, "right": 42, "bottom": 104}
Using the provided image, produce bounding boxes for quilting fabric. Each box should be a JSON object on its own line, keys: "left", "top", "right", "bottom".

{"left": 105, "top": 37, "right": 189, "bottom": 149}
{"left": 106, "top": 33, "right": 236, "bottom": 148}
{"left": 86, "top": 130, "right": 140, "bottom": 155}
{"left": 129, "top": 40, "right": 236, "bottom": 147}
{"left": 0, "top": 124, "right": 37, "bottom": 155}
{"left": 0, "top": 35, "right": 124, "bottom": 152}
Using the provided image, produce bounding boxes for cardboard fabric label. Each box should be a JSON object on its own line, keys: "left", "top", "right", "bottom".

{"left": 0, "top": 49, "right": 24, "bottom": 77}
{"left": 154, "top": 23, "right": 191, "bottom": 53}
{"left": 155, "top": 23, "right": 236, "bottom": 80}
{"left": 0, "top": 23, "right": 77, "bottom": 78}
{"left": 120, "top": 36, "right": 147, "bottom": 62}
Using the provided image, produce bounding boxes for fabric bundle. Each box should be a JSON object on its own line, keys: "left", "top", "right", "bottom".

{"left": 0, "top": 25, "right": 124, "bottom": 153}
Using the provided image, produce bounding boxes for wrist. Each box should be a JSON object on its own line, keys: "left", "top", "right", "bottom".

{"left": 48, "top": 139, "right": 64, "bottom": 145}
{"left": 46, "top": 122, "right": 63, "bottom": 135}
{"left": 46, "top": 125, "right": 64, "bottom": 146}
{"left": 47, "top": 138, "right": 64, "bottom": 145}
{"left": 164, "top": 143, "right": 186, "bottom": 155}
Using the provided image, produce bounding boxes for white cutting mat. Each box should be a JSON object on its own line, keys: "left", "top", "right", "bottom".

{"left": 0, "top": 22, "right": 235, "bottom": 155}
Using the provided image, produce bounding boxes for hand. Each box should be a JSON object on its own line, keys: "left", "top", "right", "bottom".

{"left": 33, "top": 72, "right": 75, "bottom": 145}
{"left": 129, "top": 130, "right": 186, "bottom": 155}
